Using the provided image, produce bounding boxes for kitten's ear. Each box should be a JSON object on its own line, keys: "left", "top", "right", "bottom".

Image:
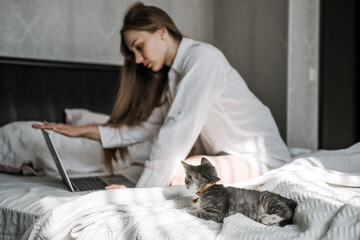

{"left": 181, "top": 161, "right": 190, "bottom": 169}
{"left": 201, "top": 157, "right": 212, "bottom": 166}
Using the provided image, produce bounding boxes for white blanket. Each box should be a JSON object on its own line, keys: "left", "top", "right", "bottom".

{"left": 23, "top": 143, "right": 360, "bottom": 240}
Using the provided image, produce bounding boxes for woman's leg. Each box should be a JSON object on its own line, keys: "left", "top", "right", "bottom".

{"left": 171, "top": 155, "right": 261, "bottom": 185}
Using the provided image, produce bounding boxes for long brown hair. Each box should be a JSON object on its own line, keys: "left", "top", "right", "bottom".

{"left": 103, "top": 2, "right": 183, "bottom": 174}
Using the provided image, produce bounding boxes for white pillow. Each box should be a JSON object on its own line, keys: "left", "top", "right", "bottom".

{"left": 64, "top": 108, "right": 109, "bottom": 126}
{"left": 0, "top": 121, "right": 127, "bottom": 176}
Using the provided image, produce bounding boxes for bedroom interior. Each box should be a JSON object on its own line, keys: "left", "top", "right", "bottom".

{"left": 0, "top": 0, "right": 359, "bottom": 239}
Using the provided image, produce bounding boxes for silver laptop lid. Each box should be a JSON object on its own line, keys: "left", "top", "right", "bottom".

{"left": 41, "top": 129, "right": 75, "bottom": 192}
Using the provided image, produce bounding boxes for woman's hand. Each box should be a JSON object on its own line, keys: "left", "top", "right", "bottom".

{"left": 105, "top": 184, "right": 128, "bottom": 190}
{"left": 32, "top": 121, "right": 101, "bottom": 140}
{"left": 32, "top": 121, "right": 83, "bottom": 137}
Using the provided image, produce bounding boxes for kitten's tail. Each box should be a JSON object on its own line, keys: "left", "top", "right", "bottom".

{"left": 279, "top": 218, "right": 293, "bottom": 227}
{"left": 280, "top": 199, "right": 297, "bottom": 227}
{"left": 286, "top": 199, "right": 297, "bottom": 210}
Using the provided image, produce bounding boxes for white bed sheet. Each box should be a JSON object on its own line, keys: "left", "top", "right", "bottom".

{"left": 1, "top": 143, "right": 360, "bottom": 240}
{"left": 0, "top": 174, "right": 84, "bottom": 240}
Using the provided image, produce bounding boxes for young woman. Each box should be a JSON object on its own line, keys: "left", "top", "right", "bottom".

{"left": 33, "top": 2, "right": 291, "bottom": 188}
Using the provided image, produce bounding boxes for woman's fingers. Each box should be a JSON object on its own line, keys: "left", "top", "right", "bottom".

{"left": 32, "top": 120, "right": 54, "bottom": 129}
{"left": 32, "top": 121, "right": 62, "bottom": 130}
{"left": 105, "top": 184, "right": 127, "bottom": 190}
{"left": 32, "top": 123, "right": 54, "bottom": 129}
{"left": 44, "top": 120, "right": 52, "bottom": 126}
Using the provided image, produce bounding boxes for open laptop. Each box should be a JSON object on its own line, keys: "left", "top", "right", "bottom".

{"left": 41, "top": 129, "right": 135, "bottom": 192}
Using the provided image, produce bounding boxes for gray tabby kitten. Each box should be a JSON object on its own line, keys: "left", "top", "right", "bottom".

{"left": 182, "top": 157, "right": 297, "bottom": 226}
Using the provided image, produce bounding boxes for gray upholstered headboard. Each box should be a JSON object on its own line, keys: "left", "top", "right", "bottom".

{"left": 0, "top": 57, "right": 121, "bottom": 126}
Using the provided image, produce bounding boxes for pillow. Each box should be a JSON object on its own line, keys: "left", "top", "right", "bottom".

{"left": 0, "top": 121, "right": 129, "bottom": 176}
{"left": 64, "top": 108, "right": 109, "bottom": 126}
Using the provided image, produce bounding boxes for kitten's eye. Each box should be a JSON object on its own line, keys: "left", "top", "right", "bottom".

{"left": 185, "top": 175, "right": 194, "bottom": 182}
{"left": 189, "top": 175, "right": 198, "bottom": 181}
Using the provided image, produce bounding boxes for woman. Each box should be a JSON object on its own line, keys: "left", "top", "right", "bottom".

{"left": 33, "top": 2, "right": 291, "bottom": 188}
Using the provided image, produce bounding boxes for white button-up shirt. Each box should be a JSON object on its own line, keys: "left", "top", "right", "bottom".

{"left": 98, "top": 38, "right": 291, "bottom": 187}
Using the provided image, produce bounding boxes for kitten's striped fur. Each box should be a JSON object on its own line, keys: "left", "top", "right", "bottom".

{"left": 182, "top": 158, "right": 297, "bottom": 226}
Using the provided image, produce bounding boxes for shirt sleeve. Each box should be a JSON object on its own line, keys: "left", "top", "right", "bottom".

{"left": 98, "top": 105, "right": 165, "bottom": 149}
{"left": 136, "top": 48, "right": 226, "bottom": 187}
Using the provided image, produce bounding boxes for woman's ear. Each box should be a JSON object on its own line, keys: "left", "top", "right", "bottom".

{"left": 158, "top": 27, "right": 168, "bottom": 40}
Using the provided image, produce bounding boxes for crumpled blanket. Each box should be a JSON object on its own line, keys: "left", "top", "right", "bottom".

{"left": 23, "top": 143, "right": 360, "bottom": 240}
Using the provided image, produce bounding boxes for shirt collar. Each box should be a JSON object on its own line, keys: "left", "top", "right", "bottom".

{"left": 170, "top": 37, "right": 193, "bottom": 74}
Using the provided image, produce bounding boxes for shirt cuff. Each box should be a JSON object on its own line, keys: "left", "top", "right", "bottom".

{"left": 135, "top": 167, "right": 170, "bottom": 188}
{"left": 97, "top": 126, "right": 121, "bottom": 149}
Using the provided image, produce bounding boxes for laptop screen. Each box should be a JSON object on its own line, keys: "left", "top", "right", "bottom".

{"left": 41, "top": 129, "right": 75, "bottom": 192}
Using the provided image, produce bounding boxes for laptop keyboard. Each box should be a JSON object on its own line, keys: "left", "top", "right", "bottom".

{"left": 71, "top": 177, "right": 108, "bottom": 191}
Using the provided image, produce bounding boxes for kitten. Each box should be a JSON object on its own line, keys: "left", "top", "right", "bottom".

{"left": 182, "top": 157, "right": 297, "bottom": 226}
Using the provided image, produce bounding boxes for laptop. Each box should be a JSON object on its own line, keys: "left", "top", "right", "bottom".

{"left": 41, "top": 129, "right": 135, "bottom": 192}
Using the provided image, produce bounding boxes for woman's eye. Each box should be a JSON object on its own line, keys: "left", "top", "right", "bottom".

{"left": 135, "top": 45, "right": 143, "bottom": 52}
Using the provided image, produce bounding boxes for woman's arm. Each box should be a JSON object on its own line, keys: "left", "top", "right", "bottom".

{"left": 32, "top": 121, "right": 100, "bottom": 141}
{"left": 98, "top": 104, "right": 166, "bottom": 148}
{"left": 32, "top": 101, "right": 166, "bottom": 146}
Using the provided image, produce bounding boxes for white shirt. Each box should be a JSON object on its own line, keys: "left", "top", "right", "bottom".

{"left": 98, "top": 38, "right": 291, "bottom": 188}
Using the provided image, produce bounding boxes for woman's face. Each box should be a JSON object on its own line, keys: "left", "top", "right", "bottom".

{"left": 124, "top": 29, "right": 169, "bottom": 72}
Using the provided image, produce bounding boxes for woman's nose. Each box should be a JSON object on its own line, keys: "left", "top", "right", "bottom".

{"left": 134, "top": 52, "right": 144, "bottom": 64}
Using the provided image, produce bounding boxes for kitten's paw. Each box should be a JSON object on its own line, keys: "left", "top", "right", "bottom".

{"left": 258, "top": 214, "right": 283, "bottom": 226}
{"left": 187, "top": 209, "right": 199, "bottom": 217}
{"left": 257, "top": 214, "right": 269, "bottom": 223}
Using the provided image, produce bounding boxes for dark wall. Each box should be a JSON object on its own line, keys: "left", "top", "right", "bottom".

{"left": 213, "top": 0, "right": 289, "bottom": 141}
{"left": 320, "top": 0, "right": 360, "bottom": 149}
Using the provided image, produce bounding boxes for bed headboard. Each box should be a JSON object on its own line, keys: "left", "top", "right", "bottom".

{"left": 0, "top": 57, "right": 121, "bottom": 126}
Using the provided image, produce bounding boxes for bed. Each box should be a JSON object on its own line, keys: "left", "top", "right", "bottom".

{"left": 1, "top": 57, "right": 360, "bottom": 240}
